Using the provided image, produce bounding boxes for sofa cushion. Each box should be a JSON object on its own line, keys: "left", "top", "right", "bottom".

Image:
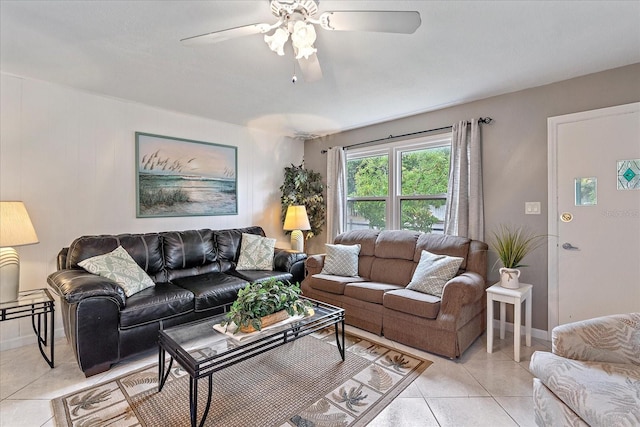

{"left": 162, "top": 229, "right": 216, "bottom": 270}
{"left": 415, "top": 233, "right": 470, "bottom": 271}
{"left": 231, "top": 269, "right": 293, "bottom": 284}
{"left": 374, "top": 230, "right": 420, "bottom": 260}
{"left": 236, "top": 233, "right": 276, "bottom": 270}
{"left": 321, "top": 244, "right": 361, "bottom": 277}
{"left": 369, "top": 258, "right": 415, "bottom": 286}
{"left": 334, "top": 229, "right": 379, "bottom": 257}
{"left": 67, "top": 233, "right": 164, "bottom": 277}
{"left": 119, "top": 282, "right": 194, "bottom": 328}
{"left": 344, "top": 282, "right": 403, "bottom": 305}
{"left": 530, "top": 351, "right": 640, "bottom": 427}
{"left": 171, "top": 272, "right": 249, "bottom": 312}
{"left": 406, "top": 250, "right": 464, "bottom": 297}
{"left": 306, "top": 274, "right": 366, "bottom": 295}
{"left": 78, "top": 246, "right": 156, "bottom": 297}
{"left": 214, "top": 226, "right": 265, "bottom": 270}
{"left": 383, "top": 288, "right": 441, "bottom": 319}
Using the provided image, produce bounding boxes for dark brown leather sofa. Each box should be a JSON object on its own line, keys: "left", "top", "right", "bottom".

{"left": 301, "top": 229, "right": 487, "bottom": 359}
{"left": 47, "top": 226, "right": 306, "bottom": 376}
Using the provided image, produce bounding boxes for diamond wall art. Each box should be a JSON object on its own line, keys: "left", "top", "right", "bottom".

{"left": 617, "top": 159, "right": 640, "bottom": 190}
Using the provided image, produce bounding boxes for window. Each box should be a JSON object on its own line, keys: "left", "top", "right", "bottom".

{"left": 346, "top": 134, "right": 451, "bottom": 233}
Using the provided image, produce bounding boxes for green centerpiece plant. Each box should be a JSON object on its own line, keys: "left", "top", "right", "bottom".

{"left": 221, "top": 278, "right": 312, "bottom": 333}
{"left": 490, "top": 224, "right": 547, "bottom": 289}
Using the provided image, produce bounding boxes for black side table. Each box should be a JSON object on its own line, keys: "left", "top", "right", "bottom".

{"left": 0, "top": 288, "right": 55, "bottom": 368}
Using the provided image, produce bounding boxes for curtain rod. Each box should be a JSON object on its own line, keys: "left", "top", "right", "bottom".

{"left": 321, "top": 117, "right": 493, "bottom": 153}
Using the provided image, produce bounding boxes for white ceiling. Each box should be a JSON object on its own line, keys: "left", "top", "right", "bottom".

{"left": 1, "top": 1, "right": 639, "bottom": 139}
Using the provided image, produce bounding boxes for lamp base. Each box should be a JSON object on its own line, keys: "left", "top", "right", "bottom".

{"left": 0, "top": 247, "right": 20, "bottom": 303}
{"left": 290, "top": 230, "right": 305, "bottom": 252}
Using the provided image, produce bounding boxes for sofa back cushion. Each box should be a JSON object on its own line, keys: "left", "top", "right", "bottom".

{"left": 162, "top": 229, "right": 218, "bottom": 281}
{"left": 214, "top": 226, "right": 266, "bottom": 271}
{"left": 334, "top": 229, "right": 379, "bottom": 278}
{"left": 414, "top": 233, "right": 470, "bottom": 271}
{"left": 162, "top": 229, "right": 216, "bottom": 270}
{"left": 66, "top": 233, "right": 165, "bottom": 282}
{"left": 370, "top": 230, "right": 420, "bottom": 285}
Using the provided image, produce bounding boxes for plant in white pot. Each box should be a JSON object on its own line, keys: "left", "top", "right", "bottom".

{"left": 490, "top": 224, "right": 546, "bottom": 289}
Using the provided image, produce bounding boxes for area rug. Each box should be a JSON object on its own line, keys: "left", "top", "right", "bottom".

{"left": 51, "top": 329, "right": 431, "bottom": 426}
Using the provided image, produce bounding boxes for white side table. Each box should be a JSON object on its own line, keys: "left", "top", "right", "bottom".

{"left": 486, "top": 283, "right": 532, "bottom": 362}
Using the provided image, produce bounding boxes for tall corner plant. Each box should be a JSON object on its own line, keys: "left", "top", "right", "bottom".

{"left": 280, "top": 163, "right": 325, "bottom": 239}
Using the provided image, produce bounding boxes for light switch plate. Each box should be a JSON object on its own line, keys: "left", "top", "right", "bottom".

{"left": 525, "top": 202, "right": 541, "bottom": 215}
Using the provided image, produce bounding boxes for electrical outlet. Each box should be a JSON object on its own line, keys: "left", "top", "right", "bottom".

{"left": 525, "top": 202, "right": 541, "bottom": 215}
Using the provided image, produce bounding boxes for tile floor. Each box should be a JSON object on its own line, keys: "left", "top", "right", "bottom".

{"left": 0, "top": 326, "right": 550, "bottom": 426}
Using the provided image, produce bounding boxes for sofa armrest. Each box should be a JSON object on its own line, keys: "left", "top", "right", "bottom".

{"left": 47, "top": 269, "right": 126, "bottom": 308}
{"left": 552, "top": 313, "right": 640, "bottom": 365}
{"left": 273, "top": 248, "right": 307, "bottom": 283}
{"left": 439, "top": 272, "right": 485, "bottom": 317}
{"left": 304, "top": 254, "right": 326, "bottom": 277}
{"left": 57, "top": 247, "right": 69, "bottom": 271}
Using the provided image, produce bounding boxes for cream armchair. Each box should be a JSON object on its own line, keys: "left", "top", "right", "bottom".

{"left": 530, "top": 313, "right": 640, "bottom": 426}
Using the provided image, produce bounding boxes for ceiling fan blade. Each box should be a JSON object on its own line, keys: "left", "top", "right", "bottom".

{"left": 319, "top": 11, "right": 421, "bottom": 34}
{"left": 298, "top": 54, "right": 323, "bottom": 83}
{"left": 181, "top": 23, "right": 269, "bottom": 46}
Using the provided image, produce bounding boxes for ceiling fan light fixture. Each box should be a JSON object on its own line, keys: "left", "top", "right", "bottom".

{"left": 182, "top": 0, "right": 421, "bottom": 83}
{"left": 264, "top": 27, "right": 289, "bottom": 56}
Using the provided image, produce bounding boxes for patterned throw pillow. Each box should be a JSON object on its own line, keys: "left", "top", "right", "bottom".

{"left": 406, "top": 250, "right": 464, "bottom": 297}
{"left": 236, "top": 233, "right": 276, "bottom": 271}
{"left": 321, "top": 244, "right": 361, "bottom": 277}
{"left": 78, "top": 246, "right": 155, "bottom": 297}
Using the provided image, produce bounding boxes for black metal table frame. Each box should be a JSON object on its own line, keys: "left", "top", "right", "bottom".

{"left": 0, "top": 288, "right": 55, "bottom": 368}
{"left": 158, "top": 298, "right": 345, "bottom": 427}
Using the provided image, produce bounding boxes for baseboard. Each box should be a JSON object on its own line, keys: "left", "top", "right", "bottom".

{"left": 491, "top": 319, "right": 549, "bottom": 341}
{"left": 0, "top": 326, "right": 66, "bottom": 352}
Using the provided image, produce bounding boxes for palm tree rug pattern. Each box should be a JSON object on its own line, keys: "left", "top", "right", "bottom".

{"left": 52, "top": 329, "right": 432, "bottom": 427}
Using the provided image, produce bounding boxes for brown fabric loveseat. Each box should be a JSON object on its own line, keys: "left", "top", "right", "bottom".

{"left": 301, "top": 229, "right": 488, "bottom": 358}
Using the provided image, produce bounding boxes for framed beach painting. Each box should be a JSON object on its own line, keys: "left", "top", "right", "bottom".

{"left": 135, "top": 132, "right": 237, "bottom": 217}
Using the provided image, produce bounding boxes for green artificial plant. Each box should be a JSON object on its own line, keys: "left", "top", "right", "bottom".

{"left": 280, "top": 163, "right": 325, "bottom": 239}
{"left": 221, "top": 279, "right": 311, "bottom": 333}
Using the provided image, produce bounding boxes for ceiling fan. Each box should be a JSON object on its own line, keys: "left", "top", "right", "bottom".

{"left": 181, "top": 0, "right": 421, "bottom": 83}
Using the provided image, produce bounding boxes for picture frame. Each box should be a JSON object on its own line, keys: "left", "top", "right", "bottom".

{"left": 135, "top": 132, "right": 237, "bottom": 217}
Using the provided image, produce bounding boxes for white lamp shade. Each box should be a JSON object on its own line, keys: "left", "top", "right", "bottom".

{"left": 283, "top": 205, "right": 311, "bottom": 231}
{"left": 291, "top": 21, "right": 317, "bottom": 59}
{"left": 264, "top": 27, "right": 289, "bottom": 56}
{"left": 0, "top": 202, "right": 39, "bottom": 247}
{"left": 0, "top": 201, "right": 38, "bottom": 302}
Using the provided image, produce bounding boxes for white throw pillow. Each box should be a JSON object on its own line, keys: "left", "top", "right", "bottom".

{"left": 406, "top": 250, "right": 464, "bottom": 297}
{"left": 321, "top": 244, "right": 361, "bottom": 277}
{"left": 236, "top": 233, "right": 276, "bottom": 271}
{"left": 78, "top": 246, "right": 155, "bottom": 297}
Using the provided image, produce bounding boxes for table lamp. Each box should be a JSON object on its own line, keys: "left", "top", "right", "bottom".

{"left": 283, "top": 205, "right": 311, "bottom": 252}
{"left": 0, "top": 202, "right": 39, "bottom": 303}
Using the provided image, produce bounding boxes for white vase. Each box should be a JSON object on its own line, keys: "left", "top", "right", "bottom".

{"left": 499, "top": 267, "right": 521, "bottom": 289}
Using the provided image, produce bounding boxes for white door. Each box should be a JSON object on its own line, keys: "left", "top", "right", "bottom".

{"left": 548, "top": 103, "right": 640, "bottom": 331}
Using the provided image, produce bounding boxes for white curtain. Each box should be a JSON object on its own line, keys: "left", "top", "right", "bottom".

{"left": 326, "top": 147, "right": 346, "bottom": 243}
{"left": 444, "top": 119, "right": 484, "bottom": 241}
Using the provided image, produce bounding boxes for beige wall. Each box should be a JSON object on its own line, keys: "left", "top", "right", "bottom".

{"left": 303, "top": 63, "right": 640, "bottom": 332}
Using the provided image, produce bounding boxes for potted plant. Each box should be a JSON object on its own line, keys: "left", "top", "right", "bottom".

{"left": 490, "top": 224, "right": 546, "bottom": 289}
{"left": 221, "top": 278, "right": 312, "bottom": 333}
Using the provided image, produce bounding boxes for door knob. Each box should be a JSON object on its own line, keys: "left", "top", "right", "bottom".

{"left": 562, "top": 242, "right": 580, "bottom": 250}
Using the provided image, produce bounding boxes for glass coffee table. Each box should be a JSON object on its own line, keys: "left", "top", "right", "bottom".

{"left": 157, "top": 297, "right": 345, "bottom": 427}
